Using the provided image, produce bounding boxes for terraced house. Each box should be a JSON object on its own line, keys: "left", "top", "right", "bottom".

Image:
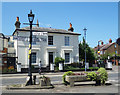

{"left": 12, "top": 17, "right": 80, "bottom": 71}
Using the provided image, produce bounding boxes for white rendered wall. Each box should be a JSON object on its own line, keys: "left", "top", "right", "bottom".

{"left": 14, "top": 31, "right": 79, "bottom": 68}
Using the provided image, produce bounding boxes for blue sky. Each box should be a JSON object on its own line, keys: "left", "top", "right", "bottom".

{"left": 2, "top": 2, "right": 118, "bottom": 47}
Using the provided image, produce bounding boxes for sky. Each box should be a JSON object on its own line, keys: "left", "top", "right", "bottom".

{"left": 2, "top": 2, "right": 118, "bottom": 48}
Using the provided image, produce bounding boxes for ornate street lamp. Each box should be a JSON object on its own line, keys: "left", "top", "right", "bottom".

{"left": 27, "top": 10, "right": 34, "bottom": 85}
{"left": 83, "top": 28, "right": 87, "bottom": 72}
{"left": 28, "top": 10, "right": 34, "bottom": 23}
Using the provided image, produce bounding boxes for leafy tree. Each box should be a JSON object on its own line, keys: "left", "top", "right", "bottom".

{"left": 79, "top": 37, "right": 95, "bottom": 65}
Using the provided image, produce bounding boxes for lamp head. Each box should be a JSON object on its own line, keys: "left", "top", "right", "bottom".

{"left": 28, "top": 10, "right": 35, "bottom": 23}
{"left": 83, "top": 28, "right": 87, "bottom": 31}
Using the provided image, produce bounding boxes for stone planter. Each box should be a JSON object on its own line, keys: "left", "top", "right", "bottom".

{"left": 65, "top": 75, "right": 90, "bottom": 87}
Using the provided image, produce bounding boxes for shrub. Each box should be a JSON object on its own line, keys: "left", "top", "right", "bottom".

{"left": 55, "top": 57, "right": 65, "bottom": 67}
{"left": 87, "top": 72, "right": 97, "bottom": 81}
{"left": 97, "top": 67, "right": 108, "bottom": 85}
{"left": 86, "top": 67, "right": 108, "bottom": 85}
{"left": 62, "top": 71, "right": 74, "bottom": 85}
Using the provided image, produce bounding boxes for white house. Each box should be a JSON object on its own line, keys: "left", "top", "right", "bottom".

{"left": 12, "top": 17, "right": 80, "bottom": 70}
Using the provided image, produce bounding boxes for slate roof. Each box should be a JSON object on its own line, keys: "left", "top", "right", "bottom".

{"left": 13, "top": 26, "right": 81, "bottom": 35}
{"left": 100, "top": 43, "right": 115, "bottom": 50}
{"left": 93, "top": 42, "right": 115, "bottom": 51}
{"left": 93, "top": 45, "right": 105, "bottom": 51}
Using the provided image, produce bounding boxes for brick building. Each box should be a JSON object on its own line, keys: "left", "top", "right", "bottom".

{"left": 93, "top": 39, "right": 120, "bottom": 65}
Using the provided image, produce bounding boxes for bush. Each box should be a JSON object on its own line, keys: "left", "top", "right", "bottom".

{"left": 55, "top": 57, "right": 65, "bottom": 67}
{"left": 97, "top": 67, "right": 108, "bottom": 85}
{"left": 87, "top": 72, "right": 97, "bottom": 81}
{"left": 62, "top": 71, "right": 74, "bottom": 85}
{"left": 86, "top": 67, "right": 108, "bottom": 85}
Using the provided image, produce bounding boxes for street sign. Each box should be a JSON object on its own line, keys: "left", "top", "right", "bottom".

{"left": 32, "top": 32, "right": 47, "bottom": 36}
{"left": 13, "top": 36, "right": 47, "bottom": 42}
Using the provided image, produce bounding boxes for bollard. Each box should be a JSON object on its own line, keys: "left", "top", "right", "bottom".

{"left": 33, "top": 75, "right": 36, "bottom": 85}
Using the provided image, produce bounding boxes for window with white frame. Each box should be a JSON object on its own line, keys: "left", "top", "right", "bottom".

{"left": 31, "top": 52, "right": 36, "bottom": 64}
{"left": 65, "top": 36, "right": 69, "bottom": 46}
{"left": 48, "top": 36, "right": 53, "bottom": 45}
{"left": 65, "top": 53, "right": 70, "bottom": 63}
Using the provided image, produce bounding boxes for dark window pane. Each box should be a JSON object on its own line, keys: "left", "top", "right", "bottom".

{"left": 48, "top": 36, "right": 53, "bottom": 45}
{"left": 65, "top": 36, "right": 69, "bottom": 46}
{"left": 31, "top": 52, "right": 36, "bottom": 63}
{"left": 65, "top": 53, "right": 70, "bottom": 63}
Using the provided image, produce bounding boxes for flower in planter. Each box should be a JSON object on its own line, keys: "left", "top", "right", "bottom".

{"left": 8, "top": 66, "right": 14, "bottom": 72}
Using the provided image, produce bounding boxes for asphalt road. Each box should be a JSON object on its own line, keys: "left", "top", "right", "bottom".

{"left": 1, "top": 72, "right": 119, "bottom": 86}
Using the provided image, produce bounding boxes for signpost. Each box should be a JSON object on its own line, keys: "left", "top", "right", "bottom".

{"left": 13, "top": 32, "right": 47, "bottom": 42}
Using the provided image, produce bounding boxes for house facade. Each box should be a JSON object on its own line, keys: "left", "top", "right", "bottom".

{"left": 12, "top": 17, "right": 80, "bottom": 70}
{"left": 0, "top": 33, "right": 8, "bottom": 70}
{"left": 93, "top": 39, "right": 120, "bottom": 65}
{"left": 94, "top": 39, "right": 120, "bottom": 55}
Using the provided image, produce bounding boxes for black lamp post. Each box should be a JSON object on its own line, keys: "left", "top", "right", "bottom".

{"left": 97, "top": 40, "right": 103, "bottom": 54}
{"left": 83, "top": 28, "right": 87, "bottom": 72}
{"left": 114, "top": 43, "right": 117, "bottom": 65}
{"left": 28, "top": 10, "right": 34, "bottom": 85}
{"left": 97, "top": 40, "right": 102, "bottom": 68}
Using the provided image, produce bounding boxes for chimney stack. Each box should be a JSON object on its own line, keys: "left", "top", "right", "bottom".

{"left": 68, "top": 23, "right": 74, "bottom": 32}
{"left": 109, "top": 39, "right": 112, "bottom": 43}
{"left": 15, "top": 17, "right": 21, "bottom": 29}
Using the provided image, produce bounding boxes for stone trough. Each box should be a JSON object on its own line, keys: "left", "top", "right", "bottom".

{"left": 65, "top": 75, "right": 91, "bottom": 87}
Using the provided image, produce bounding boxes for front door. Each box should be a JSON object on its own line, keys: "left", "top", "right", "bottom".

{"left": 49, "top": 52, "right": 53, "bottom": 67}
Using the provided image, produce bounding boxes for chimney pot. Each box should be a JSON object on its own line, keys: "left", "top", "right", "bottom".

{"left": 68, "top": 23, "right": 74, "bottom": 32}
{"left": 101, "top": 41, "right": 104, "bottom": 45}
{"left": 15, "top": 16, "right": 21, "bottom": 29}
{"left": 109, "top": 39, "right": 112, "bottom": 43}
{"left": 70, "top": 23, "right": 72, "bottom": 28}
{"left": 16, "top": 17, "right": 19, "bottom": 21}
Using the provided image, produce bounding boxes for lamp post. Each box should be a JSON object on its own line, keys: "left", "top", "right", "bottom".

{"left": 114, "top": 43, "right": 117, "bottom": 65}
{"left": 28, "top": 10, "right": 34, "bottom": 85}
{"left": 83, "top": 28, "right": 87, "bottom": 72}
{"left": 97, "top": 40, "right": 102, "bottom": 68}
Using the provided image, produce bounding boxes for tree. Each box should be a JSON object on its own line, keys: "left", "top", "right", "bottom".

{"left": 79, "top": 37, "right": 95, "bottom": 66}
